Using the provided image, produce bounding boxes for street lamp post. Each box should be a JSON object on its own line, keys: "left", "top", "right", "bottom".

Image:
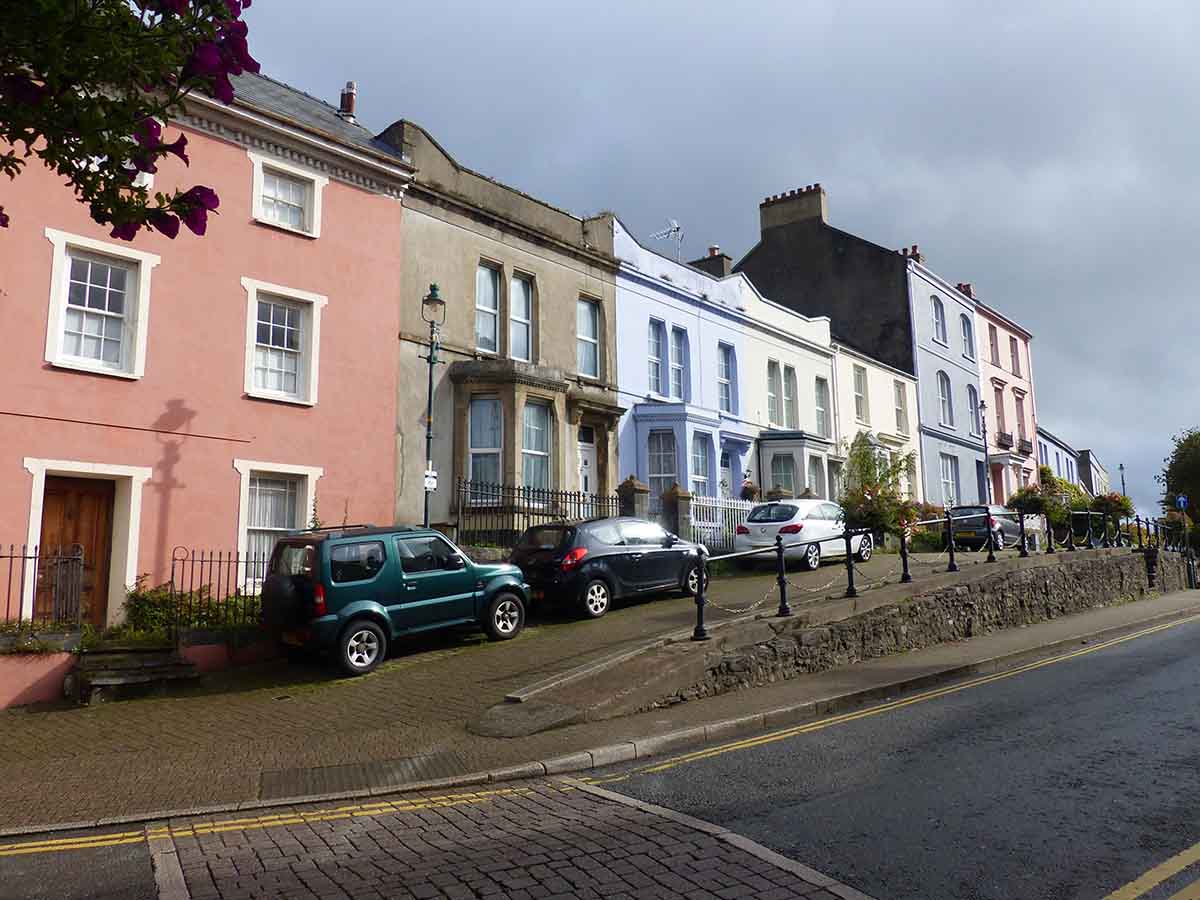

{"left": 979, "top": 399, "right": 996, "bottom": 562}
{"left": 421, "top": 284, "right": 447, "bottom": 528}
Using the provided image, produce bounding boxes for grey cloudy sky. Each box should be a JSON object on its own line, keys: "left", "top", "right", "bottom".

{"left": 245, "top": 0, "right": 1198, "bottom": 513}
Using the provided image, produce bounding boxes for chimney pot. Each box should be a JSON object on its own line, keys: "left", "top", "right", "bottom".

{"left": 708, "top": 244, "right": 720, "bottom": 257}
{"left": 338, "top": 80, "right": 357, "bottom": 122}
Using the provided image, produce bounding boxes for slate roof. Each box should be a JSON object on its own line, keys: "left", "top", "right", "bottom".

{"left": 227, "top": 72, "right": 410, "bottom": 167}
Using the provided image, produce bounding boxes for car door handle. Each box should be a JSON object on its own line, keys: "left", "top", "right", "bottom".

{"left": 629, "top": 553, "right": 644, "bottom": 561}
{"left": 405, "top": 585, "right": 417, "bottom": 591}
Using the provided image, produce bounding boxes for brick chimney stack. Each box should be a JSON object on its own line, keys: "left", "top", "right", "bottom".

{"left": 759, "top": 183, "right": 827, "bottom": 231}
{"left": 956, "top": 282, "right": 975, "bottom": 299}
{"left": 689, "top": 244, "right": 733, "bottom": 278}
{"left": 338, "top": 80, "right": 357, "bottom": 123}
{"left": 897, "top": 243, "right": 924, "bottom": 264}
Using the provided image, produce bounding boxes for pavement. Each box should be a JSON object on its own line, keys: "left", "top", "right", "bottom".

{"left": 0, "top": 546, "right": 1190, "bottom": 839}
{"left": 590, "top": 609, "right": 1200, "bottom": 900}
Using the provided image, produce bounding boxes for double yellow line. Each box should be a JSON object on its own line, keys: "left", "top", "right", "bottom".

{"left": 589, "top": 612, "right": 1200, "bottom": 783}
{"left": 0, "top": 785, "right": 547, "bottom": 858}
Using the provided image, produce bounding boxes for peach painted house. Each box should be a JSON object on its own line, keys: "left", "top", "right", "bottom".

{"left": 0, "top": 74, "right": 413, "bottom": 627}
{"left": 963, "top": 285, "right": 1040, "bottom": 503}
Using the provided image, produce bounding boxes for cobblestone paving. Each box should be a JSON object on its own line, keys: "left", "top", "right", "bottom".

{"left": 169, "top": 780, "right": 856, "bottom": 900}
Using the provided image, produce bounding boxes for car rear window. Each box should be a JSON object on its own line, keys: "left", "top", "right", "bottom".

{"left": 748, "top": 503, "right": 798, "bottom": 523}
{"left": 516, "top": 526, "right": 571, "bottom": 551}
{"left": 953, "top": 506, "right": 989, "bottom": 524}
{"left": 270, "top": 543, "right": 315, "bottom": 577}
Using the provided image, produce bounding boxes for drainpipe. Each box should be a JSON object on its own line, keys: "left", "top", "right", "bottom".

{"left": 830, "top": 344, "right": 843, "bottom": 448}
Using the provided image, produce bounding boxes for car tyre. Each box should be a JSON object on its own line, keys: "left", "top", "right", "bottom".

{"left": 579, "top": 578, "right": 612, "bottom": 619}
{"left": 336, "top": 619, "right": 387, "bottom": 677}
{"left": 856, "top": 534, "right": 873, "bottom": 562}
{"left": 681, "top": 562, "right": 702, "bottom": 597}
{"left": 483, "top": 592, "right": 525, "bottom": 641}
{"left": 802, "top": 543, "right": 821, "bottom": 570}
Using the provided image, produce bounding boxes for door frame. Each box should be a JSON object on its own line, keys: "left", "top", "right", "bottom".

{"left": 23, "top": 458, "right": 152, "bottom": 626}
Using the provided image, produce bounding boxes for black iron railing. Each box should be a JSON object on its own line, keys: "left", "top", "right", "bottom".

{"left": 455, "top": 479, "right": 620, "bottom": 551}
{"left": 1, "top": 544, "right": 84, "bottom": 630}
{"left": 1017, "top": 438, "right": 1034, "bottom": 455}
{"left": 996, "top": 431, "right": 1014, "bottom": 449}
{"left": 168, "top": 548, "right": 267, "bottom": 646}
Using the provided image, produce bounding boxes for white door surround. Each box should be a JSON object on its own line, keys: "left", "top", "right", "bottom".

{"left": 22, "top": 458, "right": 152, "bottom": 626}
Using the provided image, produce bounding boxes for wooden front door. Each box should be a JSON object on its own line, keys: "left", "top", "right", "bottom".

{"left": 39, "top": 477, "right": 115, "bottom": 626}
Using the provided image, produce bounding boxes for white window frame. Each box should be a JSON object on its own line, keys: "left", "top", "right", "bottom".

{"left": 989, "top": 324, "right": 1000, "bottom": 365}
{"left": 807, "top": 454, "right": 826, "bottom": 500}
{"left": 894, "top": 380, "right": 909, "bottom": 435}
{"left": 521, "top": 400, "right": 552, "bottom": 490}
{"left": 468, "top": 397, "right": 504, "bottom": 484}
{"left": 648, "top": 430, "right": 677, "bottom": 510}
{"left": 241, "top": 277, "right": 327, "bottom": 406}
{"left": 717, "top": 343, "right": 734, "bottom": 414}
{"left": 767, "top": 360, "right": 782, "bottom": 426}
{"left": 937, "top": 371, "right": 954, "bottom": 427}
{"left": 853, "top": 364, "right": 870, "bottom": 424}
{"left": 509, "top": 273, "right": 533, "bottom": 363}
{"left": 648, "top": 319, "right": 665, "bottom": 395}
{"left": 815, "top": 377, "right": 830, "bottom": 437}
{"left": 1015, "top": 394, "right": 1027, "bottom": 441}
{"left": 967, "top": 384, "right": 981, "bottom": 436}
{"left": 690, "top": 433, "right": 711, "bottom": 496}
{"left": 931, "top": 296, "right": 948, "bottom": 345}
{"left": 43, "top": 228, "right": 160, "bottom": 380}
{"left": 1010, "top": 336, "right": 1021, "bottom": 376}
{"left": 670, "top": 327, "right": 687, "bottom": 399}
{"left": 960, "top": 314, "right": 975, "bottom": 359}
{"left": 233, "top": 458, "right": 323, "bottom": 581}
{"left": 475, "top": 263, "right": 501, "bottom": 354}
{"left": 783, "top": 366, "right": 798, "bottom": 429}
{"left": 770, "top": 453, "right": 796, "bottom": 496}
{"left": 577, "top": 297, "right": 601, "bottom": 379}
{"left": 248, "top": 150, "right": 328, "bottom": 238}
{"left": 939, "top": 453, "right": 960, "bottom": 507}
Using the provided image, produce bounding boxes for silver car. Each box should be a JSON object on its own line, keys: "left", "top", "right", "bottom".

{"left": 734, "top": 499, "right": 873, "bottom": 570}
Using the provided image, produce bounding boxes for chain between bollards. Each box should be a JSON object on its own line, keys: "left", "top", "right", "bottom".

{"left": 775, "top": 534, "right": 792, "bottom": 617}
{"left": 691, "top": 549, "right": 710, "bottom": 642}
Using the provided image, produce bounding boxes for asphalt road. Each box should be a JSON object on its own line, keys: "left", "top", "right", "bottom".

{"left": 597, "top": 615, "right": 1200, "bottom": 900}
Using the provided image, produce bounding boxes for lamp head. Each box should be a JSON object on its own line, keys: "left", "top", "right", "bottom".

{"left": 422, "top": 283, "right": 446, "bottom": 326}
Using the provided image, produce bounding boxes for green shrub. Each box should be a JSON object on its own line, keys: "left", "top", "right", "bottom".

{"left": 124, "top": 575, "right": 261, "bottom": 633}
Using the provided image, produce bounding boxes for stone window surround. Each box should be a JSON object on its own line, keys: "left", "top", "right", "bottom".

{"left": 248, "top": 150, "right": 329, "bottom": 239}
{"left": 240, "top": 277, "right": 328, "bottom": 407}
{"left": 43, "top": 228, "right": 161, "bottom": 380}
{"left": 473, "top": 258, "right": 547, "bottom": 366}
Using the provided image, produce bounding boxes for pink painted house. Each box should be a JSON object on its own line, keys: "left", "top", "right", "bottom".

{"left": 0, "top": 74, "right": 413, "bottom": 627}
{"left": 963, "top": 284, "right": 1040, "bottom": 504}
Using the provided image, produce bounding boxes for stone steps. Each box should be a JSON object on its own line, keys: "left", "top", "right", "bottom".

{"left": 68, "top": 647, "right": 200, "bottom": 704}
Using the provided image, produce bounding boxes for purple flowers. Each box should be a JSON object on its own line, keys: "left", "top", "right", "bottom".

{"left": 184, "top": 11, "right": 260, "bottom": 104}
{"left": 148, "top": 210, "right": 181, "bottom": 239}
{"left": 109, "top": 222, "right": 140, "bottom": 241}
{"left": 0, "top": 75, "right": 47, "bottom": 107}
{"left": 0, "top": 207, "right": 9, "bottom": 229}
{"left": 179, "top": 185, "right": 220, "bottom": 236}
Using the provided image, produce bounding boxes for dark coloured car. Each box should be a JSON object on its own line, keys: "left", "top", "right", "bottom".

{"left": 509, "top": 517, "right": 705, "bottom": 619}
{"left": 260, "top": 526, "right": 530, "bottom": 676}
{"left": 950, "top": 505, "right": 1024, "bottom": 551}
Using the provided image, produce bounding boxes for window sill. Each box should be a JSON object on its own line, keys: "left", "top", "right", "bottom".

{"left": 49, "top": 358, "right": 140, "bottom": 380}
{"left": 252, "top": 216, "right": 318, "bottom": 240}
{"left": 932, "top": 338, "right": 949, "bottom": 348}
{"left": 245, "top": 389, "right": 315, "bottom": 407}
{"left": 856, "top": 418, "right": 870, "bottom": 426}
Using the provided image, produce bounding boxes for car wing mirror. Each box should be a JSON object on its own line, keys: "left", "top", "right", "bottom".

{"left": 663, "top": 534, "right": 678, "bottom": 548}
{"left": 448, "top": 554, "right": 466, "bottom": 570}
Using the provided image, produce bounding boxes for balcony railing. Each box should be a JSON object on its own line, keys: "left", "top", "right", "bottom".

{"left": 455, "top": 479, "right": 621, "bottom": 551}
{"left": 1017, "top": 437, "right": 1034, "bottom": 456}
{"left": 996, "top": 431, "right": 1014, "bottom": 449}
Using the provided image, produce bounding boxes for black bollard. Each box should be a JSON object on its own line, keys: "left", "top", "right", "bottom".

{"left": 1085, "top": 513, "right": 1094, "bottom": 549}
{"left": 691, "top": 549, "right": 710, "bottom": 641}
{"left": 900, "top": 526, "right": 913, "bottom": 583}
{"left": 1045, "top": 513, "right": 1056, "bottom": 554}
{"left": 1137, "top": 516, "right": 1144, "bottom": 550}
{"left": 946, "top": 513, "right": 959, "bottom": 573}
{"left": 844, "top": 529, "right": 858, "bottom": 598}
{"left": 1018, "top": 512, "right": 1030, "bottom": 558}
{"left": 775, "top": 534, "right": 792, "bottom": 617}
{"left": 985, "top": 512, "right": 996, "bottom": 563}
{"left": 1102, "top": 513, "right": 1111, "bottom": 548}
{"left": 1065, "top": 513, "right": 1076, "bottom": 551}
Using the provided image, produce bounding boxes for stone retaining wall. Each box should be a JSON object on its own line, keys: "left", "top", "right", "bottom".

{"left": 663, "top": 550, "right": 1188, "bottom": 706}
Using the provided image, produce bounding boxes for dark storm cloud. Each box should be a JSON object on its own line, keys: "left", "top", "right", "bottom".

{"left": 244, "top": 0, "right": 1199, "bottom": 512}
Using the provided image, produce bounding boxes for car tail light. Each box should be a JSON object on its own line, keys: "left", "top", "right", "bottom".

{"left": 779, "top": 523, "right": 805, "bottom": 534}
{"left": 736, "top": 525, "right": 750, "bottom": 535}
{"left": 312, "top": 583, "right": 327, "bottom": 617}
{"left": 989, "top": 516, "right": 998, "bottom": 529}
{"left": 561, "top": 547, "right": 588, "bottom": 572}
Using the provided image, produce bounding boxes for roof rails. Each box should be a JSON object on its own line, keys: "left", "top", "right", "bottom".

{"left": 289, "top": 524, "right": 375, "bottom": 534}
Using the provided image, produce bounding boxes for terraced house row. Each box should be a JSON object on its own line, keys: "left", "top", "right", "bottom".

{"left": 1, "top": 72, "right": 1090, "bottom": 628}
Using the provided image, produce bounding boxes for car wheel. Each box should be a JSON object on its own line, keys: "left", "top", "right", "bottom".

{"left": 483, "top": 592, "right": 525, "bottom": 641}
{"left": 802, "top": 543, "right": 821, "bottom": 570}
{"left": 856, "top": 533, "right": 873, "bottom": 562}
{"left": 993, "top": 530, "right": 1005, "bottom": 552}
{"left": 682, "top": 563, "right": 702, "bottom": 596}
{"left": 336, "top": 619, "right": 386, "bottom": 677}
{"left": 579, "top": 579, "right": 611, "bottom": 619}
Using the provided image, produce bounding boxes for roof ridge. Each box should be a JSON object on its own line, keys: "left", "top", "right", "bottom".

{"left": 239, "top": 71, "right": 373, "bottom": 134}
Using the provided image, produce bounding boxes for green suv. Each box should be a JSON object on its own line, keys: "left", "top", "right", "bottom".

{"left": 259, "top": 526, "right": 530, "bottom": 676}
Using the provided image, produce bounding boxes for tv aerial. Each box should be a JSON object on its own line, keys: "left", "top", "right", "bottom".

{"left": 650, "top": 219, "right": 684, "bottom": 261}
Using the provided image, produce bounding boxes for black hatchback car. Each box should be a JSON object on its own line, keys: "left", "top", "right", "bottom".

{"left": 509, "top": 517, "right": 705, "bottom": 618}
{"left": 950, "top": 504, "right": 1024, "bottom": 551}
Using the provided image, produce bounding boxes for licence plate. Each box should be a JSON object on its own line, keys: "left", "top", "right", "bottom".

{"left": 958, "top": 530, "right": 978, "bottom": 538}
{"left": 281, "top": 631, "right": 304, "bottom": 647}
